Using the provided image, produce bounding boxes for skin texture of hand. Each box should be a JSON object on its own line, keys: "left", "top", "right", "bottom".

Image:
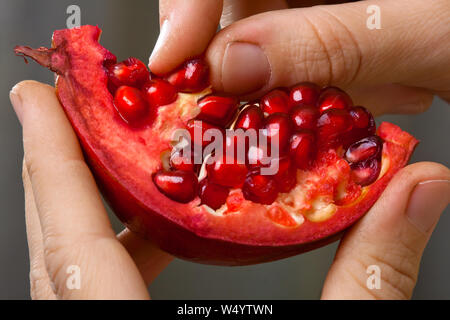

{"left": 149, "top": 0, "right": 450, "bottom": 115}
{"left": 10, "top": 81, "right": 173, "bottom": 299}
{"left": 10, "top": 0, "right": 450, "bottom": 300}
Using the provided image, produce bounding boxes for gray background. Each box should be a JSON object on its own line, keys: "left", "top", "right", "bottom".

{"left": 0, "top": 0, "right": 449, "bottom": 299}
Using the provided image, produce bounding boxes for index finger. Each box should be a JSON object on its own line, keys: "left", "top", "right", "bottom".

{"left": 148, "top": 0, "right": 223, "bottom": 75}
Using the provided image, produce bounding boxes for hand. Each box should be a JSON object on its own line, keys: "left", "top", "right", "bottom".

{"left": 148, "top": 0, "right": 450, "bottom": 299}
{"left": 149, "top": 0, "right": 450, "bottom": 114}
{"left": 10, "top": 81, "right": 173, "bottom": 299}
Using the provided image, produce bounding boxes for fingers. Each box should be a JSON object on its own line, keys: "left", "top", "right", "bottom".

{"left": 11, "top": 81, "right": 149, "bottom": 299}
{"left": 149, "top": 0, "right": 224, "bottom": 75}
{"left": 321, "top": 162, "right": 450, "bottom": 299}
{"left": 23, "top": 161, "right": 56, "bottom": 299}
{"left": 348, "top": 84, "right": 434, "bottom": 116}
{"left": 118, "top": 229, "right": 173, "bottom": 285}
{"left": 221, "top": 0, "right": 288, "bottom": 28}
{"left": 205, "top": 0, "right": 450, "bottom": 101}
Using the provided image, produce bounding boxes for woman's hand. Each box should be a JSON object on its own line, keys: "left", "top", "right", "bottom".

{"left": 10, "top": 81, "right": 173, "bottom": 299}
{"left": 148, "top": 0, "right": 450, "bottom": 299}
{"left": 149, "top": 0, "right": 450, "bottom": 114}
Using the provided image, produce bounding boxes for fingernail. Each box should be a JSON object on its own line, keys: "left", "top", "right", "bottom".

{"left": 10, "top": 84, "right": 23, "bottom": 125}
{"left": 149, "top": 20, "right": 170, "bottom": 67}
{"left": 407, "top": 180, "right": 450, "bottom": 233}
{"left": 221, "top": 42, "right": 270, "bottom": 95}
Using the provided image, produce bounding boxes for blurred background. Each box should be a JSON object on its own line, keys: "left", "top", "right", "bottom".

{"left": 0, "top": 0, "right": 449, "bottom": 299}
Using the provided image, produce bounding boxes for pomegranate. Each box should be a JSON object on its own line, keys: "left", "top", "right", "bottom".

{"left": 15, "top": 26, "right": 418, "bottom": 265}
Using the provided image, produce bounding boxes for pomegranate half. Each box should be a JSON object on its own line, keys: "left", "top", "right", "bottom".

{"left": 15, "top": 26, "right": 418, "bottom": 265}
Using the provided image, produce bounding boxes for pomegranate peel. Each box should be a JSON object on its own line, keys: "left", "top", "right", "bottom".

{"left": 15, "top": 26, "right": 418, "bottom": 265}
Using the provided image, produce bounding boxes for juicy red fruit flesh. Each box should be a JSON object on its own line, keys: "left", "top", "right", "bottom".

{"left": 166, "top": 58, "right": 209, "bottom": 93}
{"left": 153, "top": 170, "right": 199, "bottom": 203}
{"left": 199, "top": 179, "right": 230, "bottom": 210}
{"left": 290, "top": 105, "right": 320, "bottom": 131}
{"left": 289, "top": 131, "right": 316, "bottom": 170}
{"left": 234, "top": 105, "right": 264, "bottom": 131}
{"left": 196, "top": 95, "right": 239, "bottom": 127}
{"left": 345, "top": 136, "right": 383, "bottom": 163}
{"left": 262, "top": 113, "right": 293, "bottom": 153}
{"left": 243, "top": 174, "right": 279, "bottom": 205}
{"left": 289, "top": 82, "right": 320, "bottom": 108}
{"left": 207, "top": 157, "right": 248, "bottom": 188}
{"left": 114, "top": 86, "right": 153, "bottom": 126}
{"left": 142, "top": 79, "right": 178, "bottom": 108}
{"left": 317, "top": 109, "right": 353, "bottom": 147}
{"left": 261, "top": 89, "right": 290, "bottom": 115}
{"left": 317, "top": 87, "right": 353, "bottom": 113}
{"left": 108, "top": 57, "right": 150, "bottom": 91}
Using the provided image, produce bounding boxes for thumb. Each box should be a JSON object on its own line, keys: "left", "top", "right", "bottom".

{"left": 205, "top": 0, "right": 449, "bottom": 102}
{"left": 321, "top": 162, "right": 450, "bottom": 300}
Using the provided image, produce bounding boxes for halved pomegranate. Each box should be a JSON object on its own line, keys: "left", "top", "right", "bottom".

{"left": 15, "top": 26, "right": 418, "bottom": 265}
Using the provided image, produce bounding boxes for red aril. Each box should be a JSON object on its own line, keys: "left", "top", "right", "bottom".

{"left": 153, "top": 170, "right": 199, "bottom": 203}
{"left": 170, "top": 149, "right": 197, "bottom": 172}
{"left": 199, "top": 179, "right": 230, "bottom": 210}
{"left": 350, "top": 157, "right": 382, "bottom": 186}
{"left": 289, "top": 131, "right": 316, "bottom": 170}
{"left": 290, "top": 105, "right": 320, "bottom": 131}
{"left": 345, "top": 136, "right": 383, "bottom": 163}
{"left": 272, "top": 157, "right": 297, "bottom": 193}
{"left": 261, "top": 89, "right": 290, "bottom": 115}
{"left": 142, "top": 79, "right": 178, "bottom": 108}
{"left": 317, "top": 87, "right": 353, "bottom": 113}
{"left": 262, "top": 113, "right": 293, "bottom": 153}
{"left": 234, "top": 104, "right": 264, "bottom": 131}
{"left": 108, "top": 57, "right": 149, "bottom": 90}
{"left": 114, "top": 85, "right": 153, "bottom": 126}
{"left": 289, "top": 82, "right": 320, "bottom": 108}
{"left": 317, "top": 109, "right": 353, "bottom": 148}
{"left": 166, "top": 58, "right": 209, "bottom": 93}
{"left": 243, "top": 173, "right": 279, "bottom": 205}
{"left": 186, "top": 119, "right": 223, "bottom": 147}
{"left": 206, "top": 157, "right": 248, "bottom": 188}
{"left": 196, "top": 95, "right": 239, "bottom": 127}
{"left": 16, "top": 26, "right": 419, "bottom": 266}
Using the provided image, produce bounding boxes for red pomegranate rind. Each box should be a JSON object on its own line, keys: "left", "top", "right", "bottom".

{"left": 15, "top": 26, "right": 419, "bottom": 265}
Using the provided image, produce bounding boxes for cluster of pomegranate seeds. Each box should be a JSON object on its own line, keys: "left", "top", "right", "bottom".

{"left": 106, "top": 56, "right": 209, "bottom": 127}
{"left": 106, "top": 57, "right": 384, "bottom": 208}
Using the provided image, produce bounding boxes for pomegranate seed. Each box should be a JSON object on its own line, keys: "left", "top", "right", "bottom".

{"left": 343, "top": 106, "right": 376, "bottom": 147}
{"left": 186, "top": 120, "right": 223, "bottom": 147}
{"left": 206, "top": 157, "right": 248, "bottom": 188}
{"left": 196, "top": 95, "right": 239, "bottom": 127}
{"left": 243, "top": 174, "right": 279, "bottom": 205}
{"left": 153, "top": 170, "right": 198, "bottom": 203}
{"left": 170, "top": 149, "right": 197, "bottom": 172}
{"left": 289, "top": 131, "right": 316, "bottom": 170}
{"left": 350, "top": 157, "right": 381, "bottom": 186}
{"left": 108, "top": 57, "right": 150, "bottom": 90}
{"left": 234, "top": 104, "right": 264, "bottom": 131}
{"left": 317, "top": 87, "right": 353, "bottom": 113}
{"left": 142, "top": 79, "right": 178, "bottom": 108}
{"left": 262, "top": 113, "right": 293, "bottom": 153}
{"left": 114, "top": 86, "right": 153, "bottom": 126}
{"left": 198, "top": 179, "right": 230, "bottom": 210}
{"left": 166, "top": 58, "right": 209, "bottom": 93}
{"left": 290, "top": 105, "right": 320, "bottom": 131}
{"left": 247, "top": 144, "right": 272, "bottom": 169}
{"left": 271, "top": 157, "right": 297, "bottom": 193}
{"left": 289, "top": 82, "right": 320, "bottom": 108}
{"left": 345, "top": 136, "right": 383, "bottom": 163}
{"left": 317, "top": 109, "right": 353, "bottom": 148}
{"left": 261, "top": 89, "right": 290, "bottom": 115}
